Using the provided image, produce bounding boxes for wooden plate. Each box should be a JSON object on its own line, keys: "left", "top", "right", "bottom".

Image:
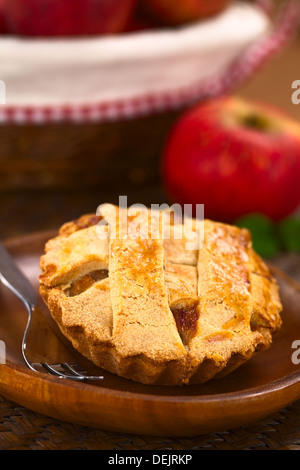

{"left": 0, "top": 231, "right": 300, "bottom": 437}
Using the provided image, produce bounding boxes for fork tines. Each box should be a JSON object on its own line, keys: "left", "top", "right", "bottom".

{"left": 32, "top": 362, "right": 104, "bottom": 381}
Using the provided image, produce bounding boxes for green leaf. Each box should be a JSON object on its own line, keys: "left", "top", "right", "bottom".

{"left": 235, "top": 213, "right": 281, "bottom": 258}
{"left": 277, "top": 217, "right": 300, "bottom": 252}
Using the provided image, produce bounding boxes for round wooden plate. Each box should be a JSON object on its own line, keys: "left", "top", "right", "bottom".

{"left": 0, "top": 231, "right": 300, "bottom": 437}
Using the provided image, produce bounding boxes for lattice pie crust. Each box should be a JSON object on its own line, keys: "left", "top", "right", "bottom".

{"left": 39, "top": 205, "right": 282, "bottom": 386}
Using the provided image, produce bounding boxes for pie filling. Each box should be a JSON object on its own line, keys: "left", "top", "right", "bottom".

{"left": 170, "top": 299, "right": 200, "bottom": 345}
{"left": 67, "top": 269, "right": 109, "bottom": 296}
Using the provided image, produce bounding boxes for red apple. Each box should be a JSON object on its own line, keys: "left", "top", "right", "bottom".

{"left": 0, "top": 0, "right": 10, "bottom": 33}
{"left": 142, "top": 0, "right": 230, "bottom": 26}
{"left": 124, "top": 4, "right": 157, "bottom": 33}
{"left": 2, "top": 0, "right": 138, "bottom": 36}
{"left": 124, "top": 16, "right": 156, "bottom": 32}
{"left": 162, "top": 97, "right": 300, "bottom": 222}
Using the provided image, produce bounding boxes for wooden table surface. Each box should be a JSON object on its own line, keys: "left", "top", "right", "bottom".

{"left": 0, "top": 12, "right": 300, "bottom": 451}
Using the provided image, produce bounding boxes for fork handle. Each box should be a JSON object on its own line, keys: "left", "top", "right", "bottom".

{"left": 0, "top": 241, "right": 37, "bottom": 309}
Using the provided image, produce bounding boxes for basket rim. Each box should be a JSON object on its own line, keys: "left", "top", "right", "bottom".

{"left": 0, "top": 0, "right": 298, "bottom": 124}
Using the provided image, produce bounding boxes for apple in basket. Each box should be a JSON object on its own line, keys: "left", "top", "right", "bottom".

{"left": 142, "top": 0, "right": 230, "bottom": 25}
{"left": 162, "top": 97, "right": 300, "bottom": 222}
{"left": 0, "top": 0, "right": 9, "bottom": 33}
{"left": 2, "top": 0, "right": 138, "bottom": 36}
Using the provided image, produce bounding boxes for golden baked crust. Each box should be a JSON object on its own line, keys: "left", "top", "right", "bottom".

{"left": 39, "top": 205, "right": 282, "bottom": 386}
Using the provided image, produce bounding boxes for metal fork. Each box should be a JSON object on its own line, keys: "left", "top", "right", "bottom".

{"left": 0, "top": 241, "right": 104, "bottom": 381}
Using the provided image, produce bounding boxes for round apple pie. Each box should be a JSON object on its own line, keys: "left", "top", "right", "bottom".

{"left": 39, "top": 204, "right": 282, "bottom": 386}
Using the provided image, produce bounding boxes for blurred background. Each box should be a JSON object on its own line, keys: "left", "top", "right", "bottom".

{"left": 0, "top": 0, "right": 299, "bottom": 278}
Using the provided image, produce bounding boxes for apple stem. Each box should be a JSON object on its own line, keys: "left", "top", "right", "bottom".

{"left": 242, "top": 114, "right": 270, "bottom": 132}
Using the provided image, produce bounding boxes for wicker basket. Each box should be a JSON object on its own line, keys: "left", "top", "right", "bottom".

{"left": 0, "top": 110, "right": 183, "bottom": 192}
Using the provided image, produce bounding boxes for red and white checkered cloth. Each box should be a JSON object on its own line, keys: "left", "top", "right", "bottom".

{"left": 0, "top": 0, "right": 299, "bottom": 124}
